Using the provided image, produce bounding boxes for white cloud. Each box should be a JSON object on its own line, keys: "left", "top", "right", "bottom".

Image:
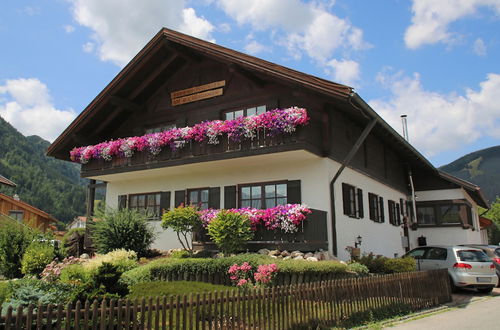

{"left": 405, "top": 0, "right": 500, "bottom": 49}
{"left": 0, "top": 78, "right": 76, "bottom": 142}
{"left": 244, "top": 40, "right": 268, "bottom": 55}
{"left": 326, "top": 59, "right": 360, "bottom": 86}
{"left": 217, "top": 0, "right": 369, "bottom": 63}
{"left": 63, "top": 25, "right": 75, "bottom": 33}
{"left": 218, "top": 23, "right": 231, "bottom": 33}
{"left": 473, "top": 38, "right": 487, "bottom": 56}
{"left": 82, "top": 42, "right": 94, "bottom": 53}
{"left": 68, "top": 0, "right": 215, "bottom": 66}
{"left": 369, "top": 72, "right": 500, "bottom": 157}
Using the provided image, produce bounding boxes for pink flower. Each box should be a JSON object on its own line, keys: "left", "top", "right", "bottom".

{"left": 237, "top": 279, "right": 248, "bottom": 286}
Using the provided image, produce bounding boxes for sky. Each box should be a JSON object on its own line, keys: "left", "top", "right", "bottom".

{"left": 0, "top": 0, "right": 500, "bottom": 167}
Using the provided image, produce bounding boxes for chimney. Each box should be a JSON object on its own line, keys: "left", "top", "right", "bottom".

{"left": 13, "top": 194, "right": 20, "bottom": 201}
{"left": 400, "top": 115, "right": 409, "bottom": 141}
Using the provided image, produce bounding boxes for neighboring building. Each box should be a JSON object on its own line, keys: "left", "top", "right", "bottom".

{"left": 68, "top": 216, "right": 87, "bottom": 230}
{"left": 47, "top": 28, "right": 489, "bottom": 260}
{"left": 0, "top": 175, "right": 16, "bottom": 188}
{"left": 0, "top": 193, "right": 57, "bottom": 232}
{"left": 479, "top": 216, "right": 493, "bottom": 245}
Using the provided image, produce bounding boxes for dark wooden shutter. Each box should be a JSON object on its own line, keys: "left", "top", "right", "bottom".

{"left": 174, "top": 190, "right": 186, "bottom": 207}
{"left": 287, "top": 180, "right": 301, "bottom": 204}
{"left": 208, "top": 187, "right": 221, "bottom": 209}
{"left": 342, "top": 183, "right": 350, "bottom": 216}
{"left": 118, "top": 195, "right": 127, "bottom": 210}
{"left": 400, "top": 198, "right": 405, "bottom": 216}
{"left": 396, "top": 203, "right": 401, "bottom": 225}
{"left": 357, "top": 189, "right": 364, "bottom": 218}
{"left": 368, "top": 193, "right": 375, "bottom": 221}
{"left": 160, "top": 191, "right": 171, "bottom": 215}
{"left": 224, "top": 186, "right": 237, "bottom": 209}
{"left": 379, "top": 197, "right": 385, "bottom": 223}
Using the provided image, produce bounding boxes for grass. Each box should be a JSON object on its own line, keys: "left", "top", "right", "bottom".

{"left": 127, "top": 281, "right": 235, "bottom": 299}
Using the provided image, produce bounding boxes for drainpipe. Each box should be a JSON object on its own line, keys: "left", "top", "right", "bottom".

{"left": 407, "top": 168, "right": 417, "bottom": 250}
{"left": 330, "top": 94, "right": 378, "bottom": 256}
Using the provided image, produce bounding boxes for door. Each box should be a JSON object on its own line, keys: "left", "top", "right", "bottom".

{"left": 406, "top": 247, "right": 431, "bottom": 271}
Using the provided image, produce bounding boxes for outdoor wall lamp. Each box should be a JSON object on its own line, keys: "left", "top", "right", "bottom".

{"left": 354, "top": 235, "right": 362, "bottom": 248}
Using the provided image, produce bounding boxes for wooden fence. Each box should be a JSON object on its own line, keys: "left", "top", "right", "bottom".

{"left": 0, "top": 269, "right": 451, "bottom": 329}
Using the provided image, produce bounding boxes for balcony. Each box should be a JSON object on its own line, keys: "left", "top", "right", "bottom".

{"left": 81, "top": 125, "right": 321, "bottom": 177}
{"left": 193, "top": 209, "right": 328, "bottom": 252}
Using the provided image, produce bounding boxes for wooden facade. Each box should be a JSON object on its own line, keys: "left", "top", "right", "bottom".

{"left": 0, "top": 193, "right": 56, "bottom": 232}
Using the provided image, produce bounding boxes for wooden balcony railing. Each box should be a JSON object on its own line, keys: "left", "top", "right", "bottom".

{"left": 193, "top": 208, "right": 328, "bottom": 252}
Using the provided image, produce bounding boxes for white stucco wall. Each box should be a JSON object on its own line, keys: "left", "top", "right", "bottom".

{"left": 411, "top": 188, "right": 482, "bottom": 248}
{"left": 94, "top": 150, "right": 408, "bottom": 260}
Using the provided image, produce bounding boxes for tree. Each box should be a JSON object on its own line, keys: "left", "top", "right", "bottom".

{"left": 482, "top": 197, "right": 500, "bottom": 244}
{"left": 0, "top": 221, "right": 36, "bottom": 278}
{"left": 161, "top": 205, "right": 202, "bottom": 253}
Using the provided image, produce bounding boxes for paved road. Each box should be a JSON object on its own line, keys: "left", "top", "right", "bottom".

{"left": 387, "top": 292, "right": 500, "bottom": 330}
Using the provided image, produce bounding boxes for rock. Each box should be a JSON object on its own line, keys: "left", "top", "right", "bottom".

{"left": 304, "top": 252, "right": 314, "bottom": 259}
{"left": 293, "top": 255, "right": 304, "bottom": 260}
{"left": 281, "top": 250, "right": 290, "bottom": 257}
{"left": 269, "top": 250, "right": 281, "bottom": 256}
{"left": 306, "top": 257, "right": 319, "bottom": 262}
{"left": 283, "top": 256, "right": 291, "bottom": 260}
{"left": 340, "top": 260, "right": 347, "bottom": 265}
{"left": 290, "top": 251, "right": 303, "bottom": 258}
{"left": 258, "top": 248, "right": 270, "bottom": 255}
{"left": 80, "top": 253, "right": 90, "bottom": 259}
{"left": 270, "top": 255, "right": 278, "bottom": 259}
{"left": 313, "top": 252, "right": 324, "bottom": 261}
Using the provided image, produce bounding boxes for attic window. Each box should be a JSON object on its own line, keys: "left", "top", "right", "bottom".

{"left": 224, "top": 105, "right": 266, "bottom": 120}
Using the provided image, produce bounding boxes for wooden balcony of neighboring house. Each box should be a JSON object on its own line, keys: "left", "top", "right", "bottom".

{"left": 81, "top": 125, "right": 323, "bottom": 177}
{"left": 192, "top": 208, "right": 328, "bottom": 252}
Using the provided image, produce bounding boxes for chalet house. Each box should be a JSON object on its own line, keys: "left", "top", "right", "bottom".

{"left": 47, "top": 29, "right": 489, "bottom": 260}
{"left": 0, "top": 175, "right": 16, "bottom": 188}
{"left": 0, "top": 193, "right": 57, "bottom": 232}
{"left": 68, "top": 216, "right": 87, "bottom": 230}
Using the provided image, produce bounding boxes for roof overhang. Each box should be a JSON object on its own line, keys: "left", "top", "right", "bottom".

{"left": 437, "top": 171, "right": 489, "bottom": 208}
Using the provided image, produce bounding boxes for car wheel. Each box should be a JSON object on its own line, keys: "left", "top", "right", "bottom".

{"left": 477, "top": 287, "right": 493, "bottom": 294}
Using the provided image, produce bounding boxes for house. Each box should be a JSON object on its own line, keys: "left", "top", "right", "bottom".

{"left": 47, "top": 28, "right": 489, "bottom": 260}
{"left": 0, "top": 193, "right": 57, "bottom": 232}
{"left": 68, "top": 216, "right": 87, "bottom": 230}
{"left": 0, "top": 175, "right": 16, "bottom": 188}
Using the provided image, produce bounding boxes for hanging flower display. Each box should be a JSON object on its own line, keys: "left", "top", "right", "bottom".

{"left": 199, "top": 204, "right": 312, "bottom": 233}
{"left": 69, "top": 107, "right": 309, "bottom": 164}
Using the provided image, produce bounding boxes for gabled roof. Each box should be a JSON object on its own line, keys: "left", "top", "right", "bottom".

{"left": 0, "top": 175, "right": 16, "bottom": 187}
{"left": 0, "top": 193, "right": 57, "bottom": 222}
{"left": 437, "top": 171, "right": 489, "bottom": 208}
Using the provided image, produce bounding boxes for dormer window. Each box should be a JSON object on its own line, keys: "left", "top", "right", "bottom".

{"left": 145, "top": 123, "right": 176, "bottom": 134}
{"left": 224, "top": 105, "right": 266, "bottom": 120}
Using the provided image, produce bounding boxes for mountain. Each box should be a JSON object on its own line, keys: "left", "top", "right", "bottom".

{"left": 0, "top": 116, "right": 86, "bottom": 223}
{"left": 440, "top": 145, "right": 500, "bottom": 204}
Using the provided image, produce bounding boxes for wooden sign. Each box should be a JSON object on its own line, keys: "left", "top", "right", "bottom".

{"left": 171, "top": 80, "right": 225, "bottom": 106}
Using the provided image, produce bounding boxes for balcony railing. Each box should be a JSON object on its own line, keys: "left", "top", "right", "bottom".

{"left": 193, "top": 208, "right": 328, "bottom": 252}
{"left": 81, "top": 126, "right": 318, "bottom": 176}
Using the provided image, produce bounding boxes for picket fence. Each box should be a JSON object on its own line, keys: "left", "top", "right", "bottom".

{"left": 0, "top": 269, "right": 451, "bottom": 329}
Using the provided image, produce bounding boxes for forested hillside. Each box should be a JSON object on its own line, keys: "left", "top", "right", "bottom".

{"left": 0, "top": 116, "right": 86, "bottom": 223}
{"left": 440, "top": 145, "right": 500, "bottom": 204}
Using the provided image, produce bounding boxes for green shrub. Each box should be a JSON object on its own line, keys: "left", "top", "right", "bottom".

{"left": 358, "top": 254, "right": 388, "bottom": 274}
{"left": 82, "top": 249, "right": 138, "bottom": 273}
{"left": 0, "top": 222, "right": 36, "bottom": 279}
{"left": 0, "top": 281, "right": 12, "bottom": 305}
{"left": 170, "top": 250, "right": 192, "bottom": 259}
{"left": 347, "top": 262, "right": 370, "bottom": 275}
{"left": 384, "top": 257, "right": 416, "bottom": 273}
{"left": 161, "top": 205, "right": 202, "bottom": 252}
{"left": 60, "top": 263, "right": 93, "bottom": 284}
{"left": 128, "top": 281, "right": 234, "bottom": 299}
{"left": 21, "top": 242, "right": 55, "bottom": 277}
{"left": 90, "top": 208, "right": 155, "bottom": 257}
{"left": 207, "top": 211, "right": 253, "bottom": 254}
{"left": 93, "top": 262, "right": 128, "bottom": 298}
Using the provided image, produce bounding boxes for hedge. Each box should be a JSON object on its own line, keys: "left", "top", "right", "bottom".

{"left": 121, "top": 254, "right": 358, "bottom": 287}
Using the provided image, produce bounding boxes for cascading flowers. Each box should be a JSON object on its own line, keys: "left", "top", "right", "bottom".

{"left": 200, "top": 204, "right": 312, "bottom": 233}
{"left": 70, "top": 107, "right": 309, "bottom": 164}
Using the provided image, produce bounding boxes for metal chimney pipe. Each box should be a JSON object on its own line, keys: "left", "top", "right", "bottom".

{"left": 401, "top": 115, "right": 409, "bottom": 141}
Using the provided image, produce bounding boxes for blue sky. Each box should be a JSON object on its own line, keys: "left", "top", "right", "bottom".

{"left": 1, "top": 0, "right": 499, "bottom": 167}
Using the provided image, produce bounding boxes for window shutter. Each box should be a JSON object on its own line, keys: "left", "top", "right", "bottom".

{"left": 396, "top": 203, "right": 401, "bottom": 225}
{"left": 224, "top": 186, "right": 237, "bottom": 209}
{"left": 287, "top": 180, "right": 302, "bottom": 204}
{"left": 357, "top": 189, "right": 364, "bottom": 218}
{"left": 400, "top": 198, "right": 405, "bottom": 216}
{"left": 174, "top": 190, "right": 186, "bottom": 207}
{"left": 342, "top": 183, "right": 350, "bottom": 216}
{"left": 379, "top": 197, "right": 385, "bottom": 223}
{"left": 160, "top": 191, "right": 171, "bottom": 215}
{"left": 209, "top": 187, "right": 221, "bottom": 209}
{"left": 368, "top": 193, "right": 375, "bottom": 221}
{"left": 118, "top": 195, "right": 127, "bottom": 210}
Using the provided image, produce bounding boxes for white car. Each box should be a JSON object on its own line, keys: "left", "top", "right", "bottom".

{"left": 404, "top": 245, "right": 498, "bottom": 293}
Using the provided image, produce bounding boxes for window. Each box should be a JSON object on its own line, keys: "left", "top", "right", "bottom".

{"left": 406, "top": 247, "right": 429, "bottom": 259}
{"left": 427, "top": 247, "right": 447, "bottom": 260}
{"left": 224, "top": 105, "right": 266, "bottom": 120}
{"left": 8, "top": 210, "right": 23, "bottom": 222}
{"left": 388, "top": 200, "right": 401, "bottom": 226}
{"left": 188, "top": 188, "right": 209, "bottom": 210}
{"left": 457, "top": 250, "right": 490, "bottom": 262}
{"left": 129, "top": 193, "right": 161, "bottom": 219}
{"left": 368, "top": 193, "right": 384, "bottom": 223}
{"left": 145, "top": 123, "right": 176, "bottom": 134}
{"left": 239, "top": 182, "right": 287, "bottom": 209}
{"left": 342, "top": 183, "right": 364, "bottom": 218}
{"left": 416, "top": 201, "right": 472, "bottom": 226}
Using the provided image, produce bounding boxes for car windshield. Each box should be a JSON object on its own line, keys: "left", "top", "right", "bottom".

{"left": 457, "top": 250, "right": 491, "bottom": 262}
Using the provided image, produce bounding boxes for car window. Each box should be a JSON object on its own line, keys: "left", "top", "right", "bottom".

{"left": 406, "top": 248, "right": 428, "bottom": 259}
{"left": 427, "top": 248, "right": 447, "bottom": 260}
{"left": 456, "top": 250, "right": 491, "bottom": 262}
{"left": 495, "top": 248, "right": 500, "bottom": 258}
